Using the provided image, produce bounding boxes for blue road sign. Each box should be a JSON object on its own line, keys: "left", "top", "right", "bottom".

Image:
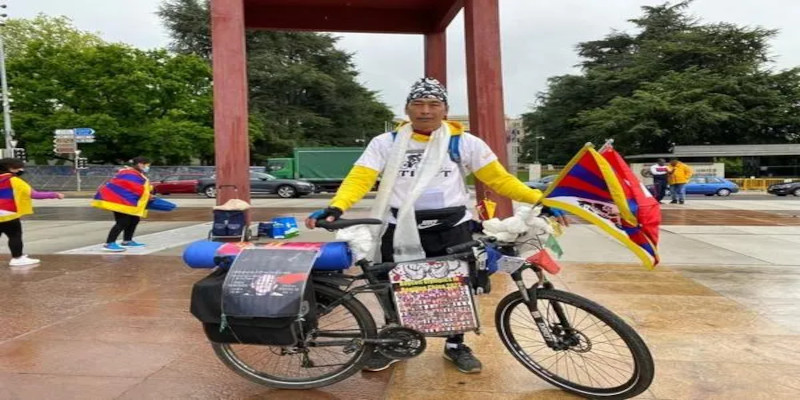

{"left": 74, "top": 128, "right": 95, "bottom": 136}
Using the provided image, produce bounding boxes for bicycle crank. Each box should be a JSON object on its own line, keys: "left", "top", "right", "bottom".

{"left": 376, "top": 327, "right": 427, "bottom": 360}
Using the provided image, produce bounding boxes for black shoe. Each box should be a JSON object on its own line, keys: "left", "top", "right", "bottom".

{"left": 443, "top": 344, "right": 482, "bottom": 373}
{"left": 670, "top": 200, "right": 678, "bottom": 204}
{"left": 362, "top": 351, "right": 400, "bottom": 372}
{"left": 679, "top": 200, "right": 685, "bottom": 204}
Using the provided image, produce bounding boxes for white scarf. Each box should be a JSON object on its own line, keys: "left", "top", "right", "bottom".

{"left": 343, "top": 122, "right": 451, "bottom": 263}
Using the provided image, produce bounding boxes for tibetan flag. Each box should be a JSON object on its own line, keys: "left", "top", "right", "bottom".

{"left": 91, "top": 168, "right": 151, "bottom": 217}
{"left": 0, "top": 174, "right": 34, "bottom": 223}
{"left": 599, "top": 144, "right": 662, "bottom": 255}
{"left": 541, "top": 144, "right": 659, "bottom": 269}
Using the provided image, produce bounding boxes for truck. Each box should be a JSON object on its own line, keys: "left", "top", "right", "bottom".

{"left": 266, "top": 147, "right": 366, "bottom": 192}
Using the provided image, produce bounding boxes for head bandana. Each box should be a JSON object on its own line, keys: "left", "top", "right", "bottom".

{"left": 406, "top": 77, "right": 448, "bottom": 105}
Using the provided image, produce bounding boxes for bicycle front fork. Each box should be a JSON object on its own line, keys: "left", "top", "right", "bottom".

{"left": 511, "top": 269, "right": 574, "bottom": 350}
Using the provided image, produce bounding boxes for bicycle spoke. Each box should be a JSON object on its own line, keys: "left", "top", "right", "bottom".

{"left": 502, "top": 295, "right": 640, "bottom": 391}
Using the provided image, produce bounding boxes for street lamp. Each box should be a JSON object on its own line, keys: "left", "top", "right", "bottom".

{"left": 0, "top": 3, "right": 12, "bottom": 156}
{"left": 533, "top": 135, "right": 546, "bottom": 163}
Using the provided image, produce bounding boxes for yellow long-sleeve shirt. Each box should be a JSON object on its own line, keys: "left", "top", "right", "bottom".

{"left": 330, "top": 132, "right": 541, "bottom": 211}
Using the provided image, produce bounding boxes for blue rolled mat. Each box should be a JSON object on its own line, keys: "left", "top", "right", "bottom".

{"left": 312, "top": 242, "right": 352, "bottom": 271}
{"left": 181, "top": 240, "right": 352, "bottom": 270}
{"left": 182, "top": 240, "right": 224, "bottom": 268}
{"left": 148, "top": 197, "right": 177, "bottom": 211}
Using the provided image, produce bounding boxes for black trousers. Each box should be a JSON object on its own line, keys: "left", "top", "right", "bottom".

{"left": 0, "top": 218, "right": 24, "bottom": 258}
{"left": 106, "top": 212, "right": 141, "bottom": 243}
{"left": 653, "top": 176, "right": 668, "bottom": 202}
{"left": 381, "top": 222, "right": 473, "bottom": 345}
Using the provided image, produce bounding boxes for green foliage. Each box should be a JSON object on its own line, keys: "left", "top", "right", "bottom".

{"left": 2, "top": 14, "right": 103, "bottom": 60}
{"left": 7, "top": 16, "right": 215, "bottom": 164}
{"left": 522, "top": 1, "right": 800, "bottom": 163}
{"left": 158, "top": 0, "right": 394, "bottom": 163}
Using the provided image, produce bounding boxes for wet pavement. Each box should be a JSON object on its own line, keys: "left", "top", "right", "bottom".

{"left": 1, "top": 199, "right": 800, "bottom": 399}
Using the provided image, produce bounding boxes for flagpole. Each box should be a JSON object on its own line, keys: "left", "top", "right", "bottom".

{"left": 599, "top": 139, "right": 615, "bottom": 153}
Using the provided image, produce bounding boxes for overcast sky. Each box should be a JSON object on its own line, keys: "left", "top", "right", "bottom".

{"left": 11, "top": 0, "right": 800, "bottom": 117}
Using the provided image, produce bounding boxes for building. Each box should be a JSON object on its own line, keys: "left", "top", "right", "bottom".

{"left": 446, "top": 115, "right": 526, "bottom": 171}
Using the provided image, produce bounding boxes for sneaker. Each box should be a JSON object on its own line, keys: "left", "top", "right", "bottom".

{"left": 103, "top": 243, "right": 127, "bottom": 252}
{"left": 679, "top": 200, "right": 685, "bottom": 205}
{"left": 443, "top": 344, "right": 482, "bottom": 373}
{"left": 121, "top": 241, "right": 146, "bottom": 247}
{"left": 362, "top": 351, "right": 401, "bottom": 372}
{"left": 9, "top": 255, "right": 40, "bottom": 267}
{"left": 669, "top": 200, "right": 678, "bottom": 204}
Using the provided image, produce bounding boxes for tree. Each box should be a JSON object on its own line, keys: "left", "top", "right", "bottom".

{"left": 1, "top": 14, "right": 103, "bottom": 60}
{"left": 158, "top": 0, "right": 394, "bottom": 162}
{"left": 8, "top": 18, "right": 215, "bottom": 164}
{"left": 521, "top": 1, "right": 800, "bottom": 163}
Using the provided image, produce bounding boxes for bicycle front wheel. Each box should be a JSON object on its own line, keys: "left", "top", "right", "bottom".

{"left": 496, "top": 289, "right": 654, "bottom": 399}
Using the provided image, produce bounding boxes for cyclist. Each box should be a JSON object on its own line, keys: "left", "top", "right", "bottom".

{"left": 306, "top": 77, "right": 558, "bottom": 374}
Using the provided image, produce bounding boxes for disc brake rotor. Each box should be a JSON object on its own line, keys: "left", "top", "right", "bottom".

{"left": 565, "top": 329, "right": 592, "bottom": 353}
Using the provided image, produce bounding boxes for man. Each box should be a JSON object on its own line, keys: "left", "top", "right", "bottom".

{"left": 668, "top": 158, "right": 693, "bottom": 204}
{"left": 306, "top": 77, "right": 548, "bottom": 374}
{"left": 649, "top": 158, "right": 669, "bottom": 203}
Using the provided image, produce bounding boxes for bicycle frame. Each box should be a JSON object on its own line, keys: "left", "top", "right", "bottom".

{"left": 307, "top": 239, "right": 577, "bottom": 353}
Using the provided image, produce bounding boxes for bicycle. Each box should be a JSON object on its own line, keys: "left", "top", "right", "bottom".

{"left": 209, "top": 218, "right": 655, "bottom": 399}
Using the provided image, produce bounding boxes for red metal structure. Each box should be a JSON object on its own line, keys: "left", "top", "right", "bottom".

{"left": 211, "top": 0, "right": 512, "bottom": 217}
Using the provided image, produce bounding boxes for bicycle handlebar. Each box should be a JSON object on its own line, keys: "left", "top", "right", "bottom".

{"left": 316, "top": 218, "right": 383, "bottom": 230}
{"left": 445, "top": 240, "right": 482, "bottom": 255}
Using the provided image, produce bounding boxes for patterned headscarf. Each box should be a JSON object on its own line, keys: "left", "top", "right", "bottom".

{"left": 406, "top": 77, "right": 448, "bottom": 105}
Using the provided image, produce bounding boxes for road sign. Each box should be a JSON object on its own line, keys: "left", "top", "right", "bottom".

{"left": 75, "top": 136, "right": 95, "bottom": 143}
{"left": 53, "top": 136, "right": 77, "bottom": 154}
{"left": 74, "top": 128, "right": 95, "bottom": 136}
{"left": 73, "top": 127, "right": 95, "bottom": 143}
{"left": 54, "top": 146, "right": 77, "bottom": 154}
{"left": 54, "top": 129, "right": 76, "bottom": 138}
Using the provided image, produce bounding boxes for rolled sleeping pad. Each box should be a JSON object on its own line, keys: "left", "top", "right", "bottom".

{"left": 148, "top": 197, "right": 177, "bottom": 212}
{"left": 312, "top": 242, "right": 352, "bottom": 271}
{"left": 182, "top": 240, "right": 224, "bottom": 268}
{"left": 181, "top": 240, "right": 352, "bottom": 270}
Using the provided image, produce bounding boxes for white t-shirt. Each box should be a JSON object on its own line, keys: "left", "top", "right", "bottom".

{"left": 355, "top": 132, "right": 497, "bottom": 218}
{"left": 650, "top": 164, "right": 669, "bottom": 176}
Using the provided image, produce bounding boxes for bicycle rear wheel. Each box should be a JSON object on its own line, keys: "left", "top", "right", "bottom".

{"left": 496, "top": 289, "right": 654, "bottom": 399}
{"left": 212, "top": 284, "right": 377, "bottom": 389}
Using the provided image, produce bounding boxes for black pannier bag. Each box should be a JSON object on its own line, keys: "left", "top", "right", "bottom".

{"left": 190, "top": 248, "right": 319, "bottom": 346}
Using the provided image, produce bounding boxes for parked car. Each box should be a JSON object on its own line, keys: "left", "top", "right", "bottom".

{"left": 647, "top": 176, "right": 739, "bottom": 197}
{"left": 767, "top": 181, "right": 800, "bottom": 197}
{"left": 197, "top": 172, "right": 315, "bottom": 198}
{"left": 152, "top": 174, "right": 205, "bottom": 195}
{"left": 525, "top": 175, "right": 557, "bottom": 191}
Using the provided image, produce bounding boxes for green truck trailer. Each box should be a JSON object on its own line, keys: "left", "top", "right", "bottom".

{"left": 266, "top": 147, "right": 365, "bottom": 192}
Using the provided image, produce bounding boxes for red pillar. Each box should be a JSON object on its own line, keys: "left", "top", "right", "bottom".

{"left": 211, "top": 0, "right": 251, "bottom": 205}
{"left": 424, "top": 31, "right": 447, "bottom": 87}
{"left": 464, "top": 0, "right": 512, "bottom": 217}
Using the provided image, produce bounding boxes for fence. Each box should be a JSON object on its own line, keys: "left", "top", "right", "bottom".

{"left": 22, "top": 166, "right": 266, "bottom": 191}
{"left": 728, "top": 178, "right": 794, "bottom": 191}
